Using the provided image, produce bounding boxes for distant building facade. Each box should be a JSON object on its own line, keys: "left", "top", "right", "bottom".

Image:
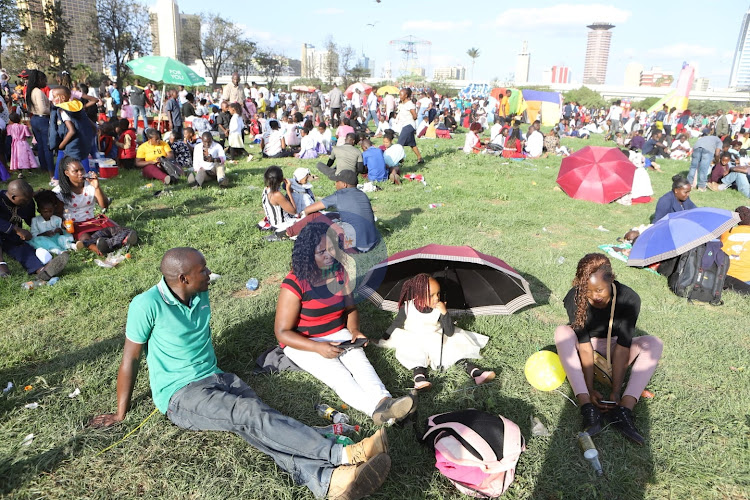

{"left": 432, "top": 66, "right": 466, "bottom": 80}
{"left": 149, "top": 0, "right": 199, "bottom": 64}
{"left": 301, "top": 43, "right": 339, "bottom": 80}
{"left": 640, "top": 67, "right": 674, "bottom": 87}
{"left": 514, "top": 41, "right": 530, "bottom": 86}
{"left": 730, "top": 5, "right": 750, "bottom": 88}
{"left": 583, "top": 22, "right": 614, "bottom": 85}
{"left": 15, "top": 0, "right": 101, "bottom": 69}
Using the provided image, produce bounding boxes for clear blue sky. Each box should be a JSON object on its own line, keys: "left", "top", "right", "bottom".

{"left": 159, "top": 0, "right": 749, "bottom": 87}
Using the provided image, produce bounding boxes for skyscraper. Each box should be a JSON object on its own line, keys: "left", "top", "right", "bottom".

{"left": 15, "top": 0, "right": 101, "bottom": 69}
{"left": 729, "top": 5, "right": 750, "bottom": 88}
{"left": 149, "top": 0, "right": 181, "bottom": 60}
{"left": 515, "top": 41, "right": 530, "bottom": 86}
{"left": 583, "top": 22, "right": 614, "bottom": 85}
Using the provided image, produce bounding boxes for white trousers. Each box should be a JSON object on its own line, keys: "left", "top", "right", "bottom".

{"left": 284, "top": 329, "right": 391, "bottom": 416}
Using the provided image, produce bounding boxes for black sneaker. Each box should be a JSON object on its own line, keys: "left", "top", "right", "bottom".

{"left": 96, "top": 237, "right": 111, "bottom": 255}
{"left": 606, "top": 406, "right": 645, "bottom": 446}
{"left": 580, "top": 403, "right": 604, "bottom": 436}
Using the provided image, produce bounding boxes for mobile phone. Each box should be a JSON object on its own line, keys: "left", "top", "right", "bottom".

{"left": 338, "top": 338, "right": 368, "bottom": 351}
{"left": 600, "top": 400, "right": 617, "bottom": 406}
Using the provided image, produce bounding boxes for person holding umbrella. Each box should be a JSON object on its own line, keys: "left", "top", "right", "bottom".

{"left": 554, "top": 253, "right": 663, "bottom": 446}
{"left": 378, "top": 273, "right": 495, "bottom": 391}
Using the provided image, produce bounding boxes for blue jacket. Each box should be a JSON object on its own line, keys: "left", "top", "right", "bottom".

{"left": 49, "top": 100, "right": 95, "bottom": 161}
{"left": 653, "top": 191, "right": 697, "bottom": 223}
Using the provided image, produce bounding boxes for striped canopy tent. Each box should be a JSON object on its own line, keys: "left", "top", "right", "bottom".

{"left": 522, "top": 90, "right": 563, "bottom": 126}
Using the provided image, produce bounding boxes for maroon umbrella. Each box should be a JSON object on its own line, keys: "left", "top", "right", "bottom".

{"left": 360, "top": 244, "right": 535, "bottom": 316}
{"left": 556, "top": 146, "right": 636, "bottom": 204}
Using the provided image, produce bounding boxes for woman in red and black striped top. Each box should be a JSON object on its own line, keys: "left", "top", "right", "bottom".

{"left": 274, "top": 221, "right": 415, "bottom": 424}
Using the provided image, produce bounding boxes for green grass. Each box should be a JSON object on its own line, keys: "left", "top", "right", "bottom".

{"left": 1, "top": 131, "right": 749, "bottom": 500}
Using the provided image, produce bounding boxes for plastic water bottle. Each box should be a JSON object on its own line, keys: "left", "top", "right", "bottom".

{"left": 316, "top": 403, "right": 350, "bottom": 424}
{"left": 48, "top": 277, "right": 60, "bottom": 285}
{"left": 313, "top": 423, "right": 360, "bottom": 436}
{"left": 428, "top": 203, "right": 443, "bottom": 209}
{"left": 578, "top": 432, "right": 603, "bottom": 476}
{"left": 246, "top": 278, "right": 259, "bottom": 291}
{"left": 21, "top": 280, "right": 46, "bottom": 290}
{"left": 557, "top": 256, "right": 566, "bottom": 265}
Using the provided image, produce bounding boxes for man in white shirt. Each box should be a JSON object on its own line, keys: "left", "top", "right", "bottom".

{"left": 365, "top": 92, "right": 378, "bottom": 126}
{"left": 188, "top": 132, "right": 227, "bottom": 188}
{"left": 383, "top": 92, "right": 396, "bottom": 119}
{"left": 525, "top": 121, "right": 544, "bottom": 158}
{"left": 352, "top": 89, "right": 363, "bottom": 118}
{"left": 606, "top": 100, "right": 623, "bottom": 134}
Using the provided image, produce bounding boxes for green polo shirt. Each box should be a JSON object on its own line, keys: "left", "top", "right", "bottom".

{"left": 125, "top": 278, "right": 221, "bottom": 413}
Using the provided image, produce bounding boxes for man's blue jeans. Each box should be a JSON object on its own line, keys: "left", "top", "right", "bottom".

{"left": 167, "top": 372, "right": 343, "bottom": 498}
{"left": 131, "top": 105, "right": 148, "bottom": 140}
{"left": 721, "top": 171, "right": 750, "bottom": 198}
{"left": 688, "top": 147, "right": 713, "bottom": 188}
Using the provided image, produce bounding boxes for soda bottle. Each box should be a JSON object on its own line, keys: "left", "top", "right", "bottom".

{"left": 578, "top": 432, "right": 603, "bottom": 476}
{"left": 315, "top": 403, "right": 350, "bottom": 424}
{"left": 63, "top": 209, "right": 75, "bottom": 234}
{"left": 313, "top": 423, "right": 360, "bottom": 436}
{"left": 324, "top": 434, "right": 354, "bottom": 445}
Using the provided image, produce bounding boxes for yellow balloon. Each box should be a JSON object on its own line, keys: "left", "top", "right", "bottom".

{"left": 524, "top": 351, "right": 566, "bottom": 391}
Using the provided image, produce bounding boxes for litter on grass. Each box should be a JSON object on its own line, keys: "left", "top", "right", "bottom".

{"left": 3, "top": 382, "right": 13, "bottom": 393}
{"left": 596, "top": 225, "right": 610, "bottom": 232}
{"left": 531, "top": 416, "right": 551, "bottom": 437}
{"left": 216, "top": 221, "right": 225, "bottom": 225}
{"left": 24, "top": 385, "right": 32, "bottom": 391}
{"left": 95, "top": 252, "right": 128, "bottom": 268}
{"left": 21, "top": 434, "right": 34, "bottom": 446}
{"left": 68, "top": 388, "right": 81, "bottom": 398}
{"left": 209, "top": 273, "right": 221, "bottom": 283}
{"left": 24, "top": 402, "right": 39, "bottom": 409}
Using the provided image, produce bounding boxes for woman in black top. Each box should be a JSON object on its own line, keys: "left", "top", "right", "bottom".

{"left": 554, "top": 253, "right": 663, "bottom": 445}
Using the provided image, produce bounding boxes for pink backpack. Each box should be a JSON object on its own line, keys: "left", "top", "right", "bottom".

{"left": 423, "top": 409, "right": 526, "bottom": 498}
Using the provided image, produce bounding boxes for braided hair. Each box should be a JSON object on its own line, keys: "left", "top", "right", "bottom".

{"left": 571, "top": 253, "right": 615, "bottom": 330}
{"left": 398, "top": 273, "right": 432, "bottom": 312}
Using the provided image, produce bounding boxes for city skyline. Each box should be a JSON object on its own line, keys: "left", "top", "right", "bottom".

{"left": 155, "top": 0, "right": 743, "bottom": 87}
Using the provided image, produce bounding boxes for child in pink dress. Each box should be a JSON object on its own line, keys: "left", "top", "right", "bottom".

{"left": 7, "top": 113, "right": 38, "bottom": 171}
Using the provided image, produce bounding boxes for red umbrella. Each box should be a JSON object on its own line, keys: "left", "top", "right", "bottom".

{"left": 360, "top": 244, "right": 535, "bottom": 316}
{"left": 556, "top": 146, "right": 636, "bottom": 204}
{"left": 344, "top": 82, "right": 373, "bottom": 99}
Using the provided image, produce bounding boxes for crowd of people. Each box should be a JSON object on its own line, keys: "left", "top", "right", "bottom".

{"left": 1, "top": 66, "right": 749, "bottom": 499}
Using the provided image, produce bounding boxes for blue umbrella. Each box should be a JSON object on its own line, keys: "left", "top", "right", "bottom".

{"left": 627, "top": 207, "right": 740, "bottom": 267}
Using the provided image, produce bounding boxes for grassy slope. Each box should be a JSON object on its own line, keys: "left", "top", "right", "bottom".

{"left": 0, "top": 131, "right": 748, "bottom": 500}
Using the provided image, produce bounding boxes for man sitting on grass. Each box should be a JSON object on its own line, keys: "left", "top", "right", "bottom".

{"left": 90, "top": 247, "right": 391, "bottom": 500}
{"left": 317, "top": 133, "right": 364, "bottom": 181}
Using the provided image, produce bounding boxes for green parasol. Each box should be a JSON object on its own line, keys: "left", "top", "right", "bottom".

{"left": 126, "top": 56, "right": 205, "bottom": 86}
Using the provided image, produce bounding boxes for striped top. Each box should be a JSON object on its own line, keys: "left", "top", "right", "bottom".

{"left": 281, "top": 271, "right": 349, "bottom": 340}
{"left": 262, "top": 187, "right": 293, "bottom": 228}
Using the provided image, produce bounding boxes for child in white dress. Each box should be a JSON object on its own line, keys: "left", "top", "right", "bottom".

{"left": 378, "top": 273, "right": 495, "bottom": 390}
{"left": 29, "top": 192, "right": 78, "bottom": 254}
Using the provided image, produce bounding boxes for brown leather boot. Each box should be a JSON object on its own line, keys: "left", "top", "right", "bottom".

{"left": 327, "top": 453, "right": 390, "bottom": 500}
{"left": 344, "top": 428, "right": 388, "bottom": 464}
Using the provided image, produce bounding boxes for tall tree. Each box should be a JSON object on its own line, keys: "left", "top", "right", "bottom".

{"left": 23, "top": 0, "right": 71, "bottom": 71}
{"left": 349, "top": 66, "right": 371, "bottom": 82}
{"left": 0, "top": 0, "right": 24, "bottom": 68}
{"left": 323, "top": 36, "right": 338, "bottom": 85}
{"left": 339, "top": 45, "right": 356, "bottom": 87}
{"left": 253, "top": 51, "right": 288, "bottom": 91}
{"left": 466, "top": 47, "right": 480, "bottom": 81}
{"left": 92, "top": 0, "right": 150, "bottom": 87}
{"left": 184, "top": 13, "right": 241, "bottom": 86}
{"left": 232, "top": 38, "right": 257, "bottom": 85}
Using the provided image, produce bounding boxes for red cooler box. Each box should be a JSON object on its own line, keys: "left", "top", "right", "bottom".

{"left": 91, "top": 158, "right": 118, "bottom": 178}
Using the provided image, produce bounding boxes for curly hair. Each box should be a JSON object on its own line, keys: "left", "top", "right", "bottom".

{"left": 571, "top": 253, "right": 615, "bottom": 331}
{"left": 398, "top": 273, "right": 432, "bottom": 312}
{"left": 291, "top": 221, "right": 338, "bottom": 285}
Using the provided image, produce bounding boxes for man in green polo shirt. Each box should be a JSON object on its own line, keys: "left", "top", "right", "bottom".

{"left": 90, "top": 247, "right": 390, "bottom": 500}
